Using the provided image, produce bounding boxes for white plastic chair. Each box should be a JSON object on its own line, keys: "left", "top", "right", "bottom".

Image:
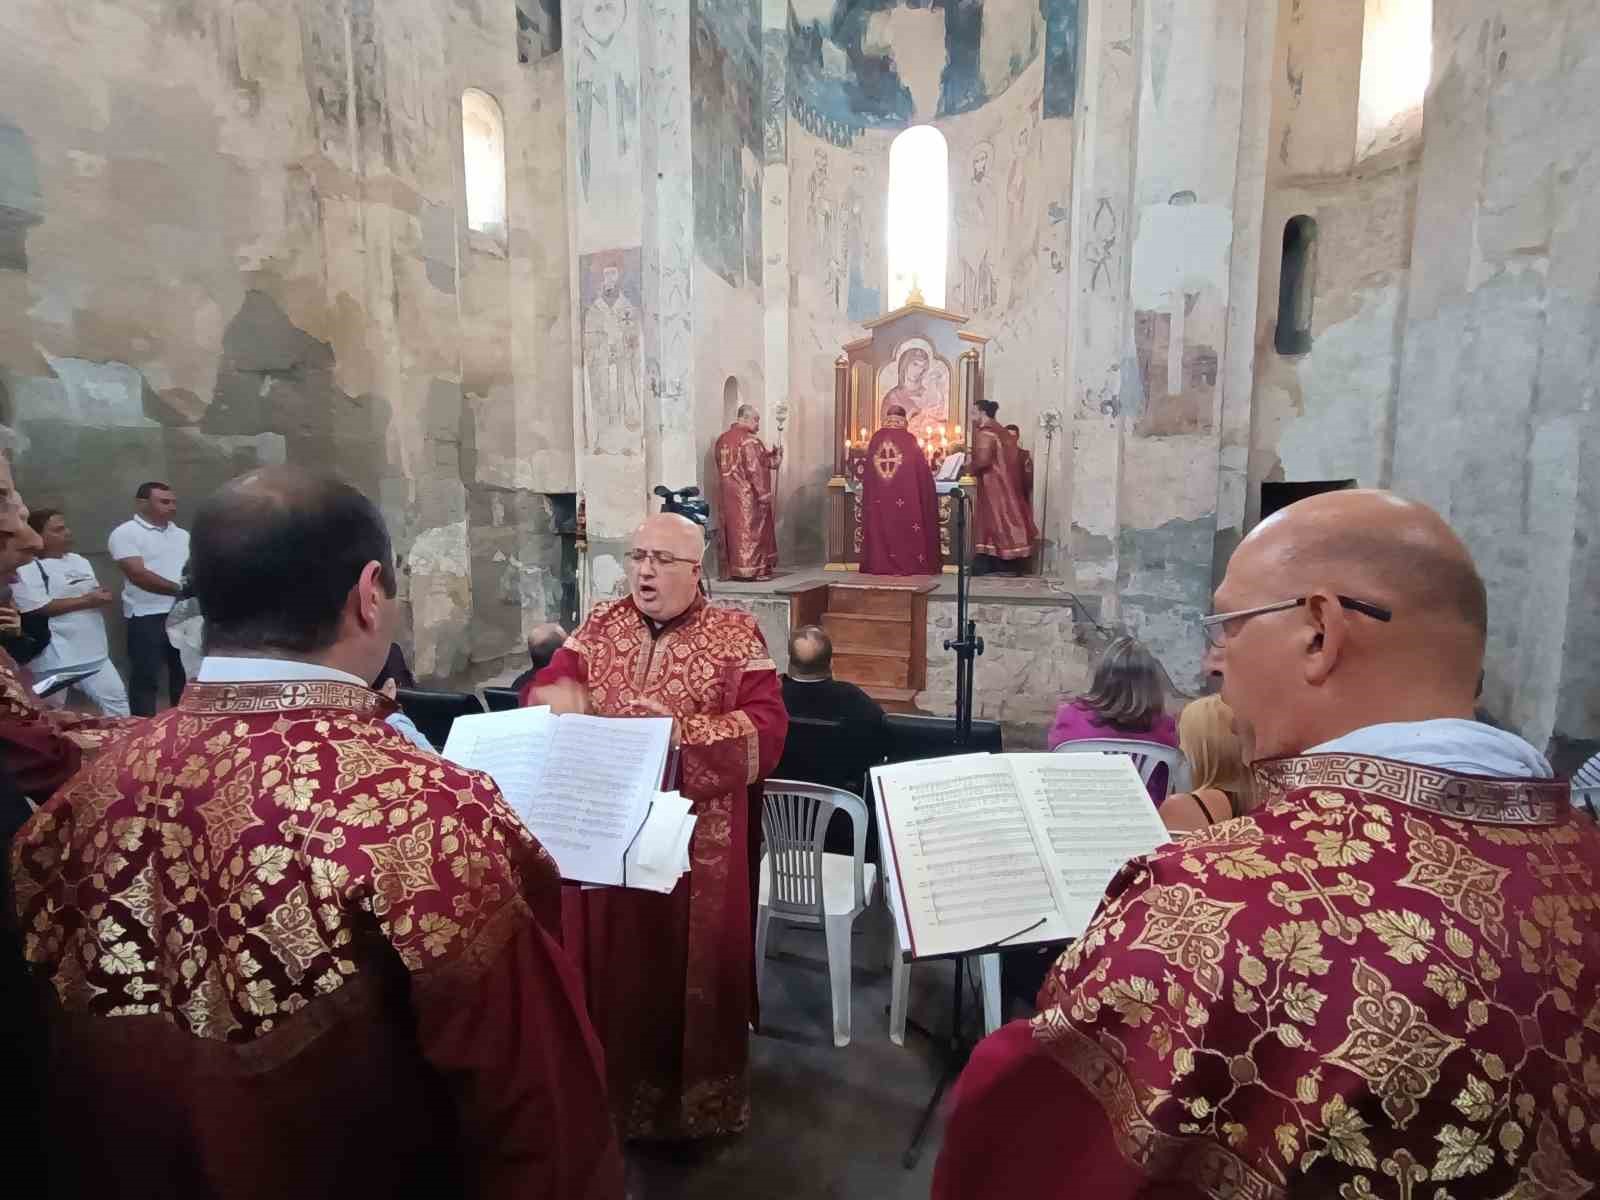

{"left": 888, "top": 932, "right": 1001, "bottom": 1046}
{"left": 757, "top": 780, "right": 879, "bottom": 1047}
{"left": 1574, "top": 785, "right": 1599, "bottom": 820}
{"left": 1053, "top": 737, "right": 1186, "bottom": 803}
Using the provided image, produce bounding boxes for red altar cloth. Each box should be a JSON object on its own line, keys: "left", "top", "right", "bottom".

{"left": 714, "top": 422, "right": 780, "bottom": 581}
{"left": 934, "top": 753, "right": 1597, "bottom": 1200}
{"left": 526, "top": 595, "right": 788, "bottom": 1139}
{"left": 11, "top": 679, "right": 621, "bottom": 1199}
{"left": 860, "top": 415, "right": 941, "bottom": 576}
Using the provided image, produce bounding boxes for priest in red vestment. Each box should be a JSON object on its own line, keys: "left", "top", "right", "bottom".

{"left": 11, "top": 467, "right": 622, "bottom": 1200}
{"left": 714, "top": 403, "right": 783, "bottom": 580}
{"left": 524, "top": 512, "right": 788, "bottom": 1140}
{"left": 860, "top": 404, "right": 941, "bottom": 576}
{"left": 970, "top": 401, "right": 1036, "bottom": 574}
{"left": 0, "top": 454, "right": 134, "bottom": 800}
{"left": 934, "top": 490, "right": 1600, "bottom": 1200}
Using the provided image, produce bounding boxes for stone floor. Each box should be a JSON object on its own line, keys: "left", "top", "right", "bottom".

{"left": 627, "top": 901, "right": 988, "bottom": 1199}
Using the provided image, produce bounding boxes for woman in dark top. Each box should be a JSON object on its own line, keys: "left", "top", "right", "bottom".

{"left": 1046, "top": 636, "right": 1178, "bottom": 803}
{"left": 1158, "top": 695, "right": 1254, "bottom": 832}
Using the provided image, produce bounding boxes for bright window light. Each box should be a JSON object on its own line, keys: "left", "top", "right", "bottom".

{"left": 462, "top": 88, "right": 507, "bottom": 238}
{"left": 1357, "top": 0, "right": 1432, "bottom": 159}
{"left": 886, "top": 124, "right": 949, "bottom": 310}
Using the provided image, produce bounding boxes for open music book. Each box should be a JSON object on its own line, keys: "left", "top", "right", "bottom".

{"left": 870, "top": 753, "right": 1172, "bottom": 960}
{"left": 441, "top": 706, "right": 692, "bottom": 891}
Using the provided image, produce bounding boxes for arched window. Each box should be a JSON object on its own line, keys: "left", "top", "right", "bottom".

{"left": 886, "top": 125, "right": 949, "bottom": 310}
{"left": 462, "top": 89, "right": 507, "bottom": 244}
{"left": 1275, "top": 215, "right": 1317, "bottom": 356}
{"left": 1357, "top": 0, "right": 1431, "bottom": 159}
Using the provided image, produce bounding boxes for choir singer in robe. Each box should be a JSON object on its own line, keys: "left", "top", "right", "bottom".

{"left": 12, "top": 467, "right": 623, "bottom": 1199}
{"left": 714, "top": 403, "right": 783, "bottom": 580}
{"left": 859, "top": 404, "right": 941, "bottom": 575}
{"left": 933, "top": 490, "right": 1600, "bottom": 1199}
{"left": 524, "top": 512, "right": 788, "bottom": 1140}
{"left": 970, "top": 401, "right": 1036, "bottom": 574}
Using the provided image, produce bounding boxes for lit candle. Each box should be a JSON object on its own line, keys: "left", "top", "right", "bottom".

{"left": 858, "top": 427, "right": 867, "bottom": 440}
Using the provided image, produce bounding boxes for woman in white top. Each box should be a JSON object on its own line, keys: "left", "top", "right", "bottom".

{"left": 12, "top": 508, "right": 131, "bottom": 717}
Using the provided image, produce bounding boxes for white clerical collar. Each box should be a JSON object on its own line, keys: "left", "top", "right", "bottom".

{"left": 1307, "top": 718, "right": 1553, "bottom": 779}
{"left": 196, "top": 656, "right": 369, "bottom": 688}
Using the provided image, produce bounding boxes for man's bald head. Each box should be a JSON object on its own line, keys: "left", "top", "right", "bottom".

{"left": 629, "top": 512, "right": 705, "bottom": 620}
{"left": 1211, "top": 489, "right": 1488, "bottom": 759}
{"left": 1241, "top": 490, "right": 1487, "bottom": 643}
{"left": 193, "top": 466, "right": 396, "bottom": 658}
{"left": 736, "top": 404, "right": 760, "bottom": 433}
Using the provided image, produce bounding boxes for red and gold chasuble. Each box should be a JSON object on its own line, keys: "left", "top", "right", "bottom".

{"left": 860, "top": 415, "right": 942, "bottom": 576}
{"left": 528, "top": 595, "right": 788, "bottom": 1139}
{"left": 715, "top": 423, "right": 781, "bottom": 580}
{"left": 11, "top": 680, "right": 622, "bottom": 1199}
{"left": 971, "top": 415, "right": 1037, "bottom": 560}
{"left": 0, "top": 643, "right": 135, "bottom": 799}
{"left": 934, "top": 754, "right": 1600, "bottom": 1200}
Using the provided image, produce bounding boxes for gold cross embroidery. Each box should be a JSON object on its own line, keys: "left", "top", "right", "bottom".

{"left": 873, "top": 441, "right": 903, "bottom": 481}
{"left": 135, "top": 780, "right": 183, "bottom": 819}
{"left": 1267, "top": 853, "right": 1374, "bottom": 944}
{"left": 277, "top": 815, "right": 347, "bottom": 855}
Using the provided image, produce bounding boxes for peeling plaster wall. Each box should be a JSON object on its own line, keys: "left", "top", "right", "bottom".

{"left": 1248, "top": 0, "right": 1420, "bottom": 526}
{"left": 1392, "top": 0, "right": 1600, "bottom": 754}
{"left": 0, "top": 0, "right": 577, "bottom": 683}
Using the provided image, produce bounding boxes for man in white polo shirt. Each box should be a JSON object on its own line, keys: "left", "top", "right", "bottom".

{"left": 12, "top": 507, "right": 130, "bottom": 716}
{"left": 108, "top": 480, "right": 189, "bottom": 715}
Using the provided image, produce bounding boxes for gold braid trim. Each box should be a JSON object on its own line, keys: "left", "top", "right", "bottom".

{"left": 179, "top": 681, "right": 388, "bottom": 719}
{"left": 1031, "top": 1011, "right": 1285, "bottom": 1200}
{"left": 1253, "top": 753, "right": 1568, "bottom": 825}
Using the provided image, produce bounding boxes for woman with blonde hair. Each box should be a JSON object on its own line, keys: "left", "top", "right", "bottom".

{"left": 1159, "top": 695, "right": 1254, "bottom": 833}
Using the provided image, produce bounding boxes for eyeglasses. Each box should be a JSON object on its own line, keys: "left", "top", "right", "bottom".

{"left": 626, "top": 549, "right": 699, "bottom": 567}
{"left": 1199, "top": 595, "right": 1392, "bottom": 648}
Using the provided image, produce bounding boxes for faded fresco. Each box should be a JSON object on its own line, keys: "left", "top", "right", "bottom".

{"left": 1041, "top": 0, "right": 1080, "bottom": 119}
{"left": 570, "top": 0, "right": 641, "bottom": 249}
{"left": 579, "top": 248, "right": 645, "bottom": 455}
{"left": 799, "top": 143, "right": 885, "bottom": 324}
{"left": 692, "top": 0, "right": 763, "bottom": 289}
{"left": 787, "top": 0, "right": 1049, "bottom": 141}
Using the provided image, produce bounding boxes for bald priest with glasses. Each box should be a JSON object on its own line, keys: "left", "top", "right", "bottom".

{"left": 934, "top": 490, "right": 1598, "bottom": 1200}
{"left": 521, "top": 513, "right": 788, "bottom": 1142}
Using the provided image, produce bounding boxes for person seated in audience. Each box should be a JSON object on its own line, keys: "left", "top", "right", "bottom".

{"left": 1047, "top": 635, "right": 1178, "bottom": 803}
{"left": 510, "top": 622, "right": 569, "bottom": 693}
{"left": 776, "top": 624, "right": 887, "bottom": 853}
{"left": 933, "top": 488, "right": 1598, "bottom": 1199}
{"left": 1157, "top": 695, "right": 1253, "bottom": 832}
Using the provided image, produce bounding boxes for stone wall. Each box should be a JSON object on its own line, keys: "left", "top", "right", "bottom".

{"left": 0, "top": 0, "right": 576, "bottom": 683}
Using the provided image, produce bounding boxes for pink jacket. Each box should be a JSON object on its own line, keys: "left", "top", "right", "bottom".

{"left": 1046, "top": 700, "right": 1179, "bottom": 804}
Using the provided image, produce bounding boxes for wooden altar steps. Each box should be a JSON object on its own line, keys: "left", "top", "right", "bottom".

{"left": 787, "top": 576, "right": 936, "bottom": 711}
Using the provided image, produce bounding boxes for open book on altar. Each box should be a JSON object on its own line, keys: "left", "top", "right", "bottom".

{"left": 870, "top": 753, "right": 1173, "bottom": 961}
{"left": 440, "top": 707, "right": 693, "bottom": 892}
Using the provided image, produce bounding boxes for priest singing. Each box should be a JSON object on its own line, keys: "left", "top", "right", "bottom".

{"left": 12, "top": 467, "right": 622, "bottom": 1199}
{"left": 714, "top": 403, "right": 783, "bottom": 581}
{"left": 524, "top": 512, "right": 788, "bottom": 1139}
{"left": 970, "top": 400, "right": 1036, "bottom": 573}
{"left": 859, "top": 403, "right": 941, "bottom": 575}
{"left": 933, "top": 490, "right": 1600, "bottom": 1199}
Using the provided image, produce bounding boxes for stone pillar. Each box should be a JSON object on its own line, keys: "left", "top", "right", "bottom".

{"left": 1064, "top": 0, "right": 1271, "bottom": 685}
{"left": 761, "top": 0, "right": 791, "bottom": 488}
{"left": 1391, "top": 0, "right": 1600, "bottom": 750}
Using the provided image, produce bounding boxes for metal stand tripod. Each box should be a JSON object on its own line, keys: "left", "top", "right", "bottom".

{"left": 901, "top": 486, "right": 986, "bottom": 1169}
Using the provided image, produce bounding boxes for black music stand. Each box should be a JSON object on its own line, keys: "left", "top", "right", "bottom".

{"left": 899, "top": 485, "right": 989, "bottom": 1168}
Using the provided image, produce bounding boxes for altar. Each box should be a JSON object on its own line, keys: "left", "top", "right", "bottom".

{"left": 825, "top": 297, "right": 988, "bottom": 572}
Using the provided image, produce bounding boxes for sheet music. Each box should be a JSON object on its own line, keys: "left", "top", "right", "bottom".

{"left": 872, "top": 756, "right": 1070, "bottom": 959}
{"left": 440, "top": 707, "right": 554, "bottom": 828}
{"left": 527, "top": 715, "right": 672, "bottom": 886}
{"left": 1010, "top": 753, "right": 1173, "bottom": 934}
